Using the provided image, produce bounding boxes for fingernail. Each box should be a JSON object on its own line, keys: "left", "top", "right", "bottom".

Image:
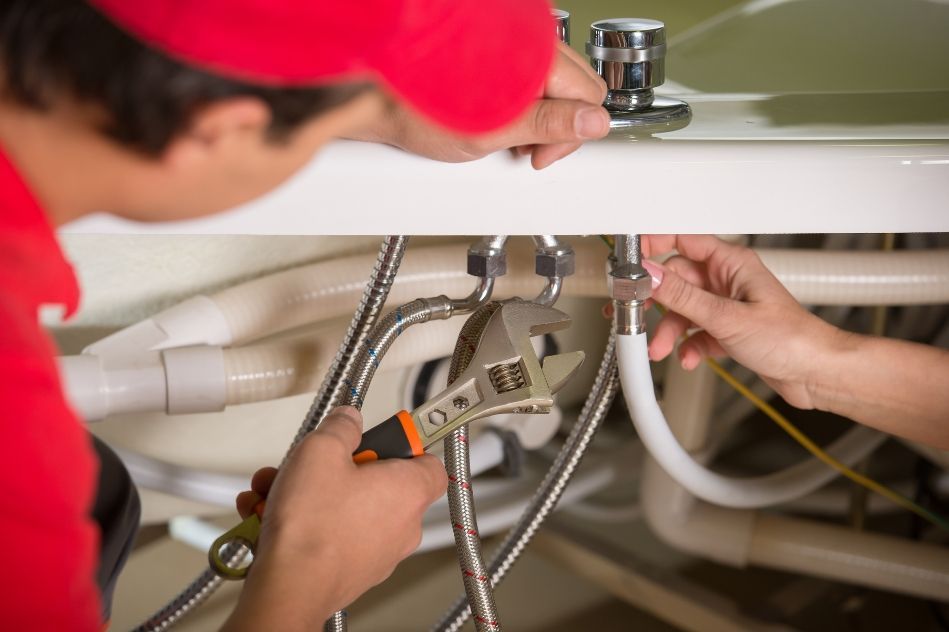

{"left": 642, "top": 260, "right": 664, "bottom": 289}
{"left": 575, "top": 107, "right": 608, "bottom": 139}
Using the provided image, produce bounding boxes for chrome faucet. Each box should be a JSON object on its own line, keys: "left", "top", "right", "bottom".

{"left": 586, "top": 18, "right": 691, "bottom": 133}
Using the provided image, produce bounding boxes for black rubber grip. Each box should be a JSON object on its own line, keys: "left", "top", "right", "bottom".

{"left": 352, "top": 411, "right": 423, "bottom": 463}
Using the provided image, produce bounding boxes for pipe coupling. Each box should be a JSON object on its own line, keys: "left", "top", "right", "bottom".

{"left": 422, "top": 295, "right": 455, "bottom": 321}
{"left": 612, "top": 300, "right": 646, "bottom": 336}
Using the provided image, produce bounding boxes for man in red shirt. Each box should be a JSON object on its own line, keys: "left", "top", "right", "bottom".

{"left": 0, "top": 0, "right": 610, "bottom": 629}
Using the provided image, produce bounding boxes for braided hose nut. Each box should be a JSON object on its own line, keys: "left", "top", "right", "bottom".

{"left": 467, "top": 251, "right": 507, "bottom": 278}
{"left": 535, "top": 248, "right": 575, "bottom": 278}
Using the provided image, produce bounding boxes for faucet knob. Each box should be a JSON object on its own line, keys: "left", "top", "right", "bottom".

{"left": 587, "top": 18, "right": 666, "bottom": 111}
{"left": 552, "top": 9, "right": 570, "bottom": 44}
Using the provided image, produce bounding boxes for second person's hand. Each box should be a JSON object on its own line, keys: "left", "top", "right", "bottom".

{"left": 641, "top": 235, "right": 842, "bottom": 411}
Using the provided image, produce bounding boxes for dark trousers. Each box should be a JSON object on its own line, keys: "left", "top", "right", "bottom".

{"left": 91, "top": 436, "right": 141, "bottom": 621}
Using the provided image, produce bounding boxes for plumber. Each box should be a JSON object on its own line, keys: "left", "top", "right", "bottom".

{"left": 0, "top": 0, "right": 609, "bottom": 629}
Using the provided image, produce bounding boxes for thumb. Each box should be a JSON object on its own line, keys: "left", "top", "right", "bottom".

{"left": 643, "top": 260, "right": 737, "bottom": 336}
{"left": 506, "top": 99, "right": 610, "bottom": 147}
{"left": 314, "top": 405, "right": 364, "bottom": 454}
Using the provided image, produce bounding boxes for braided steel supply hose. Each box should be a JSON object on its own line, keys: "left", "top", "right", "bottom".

{"left": 134, "top": 236, "right": 408, "bottom": 632}
{"left": 434, "top": 328, "right": 619, "bottom": 632}
{"left": 444, "top": 303, "right": 504, "bottom": 631}
{"left": 321, "top": 296, "right": 457, "bottom": 632}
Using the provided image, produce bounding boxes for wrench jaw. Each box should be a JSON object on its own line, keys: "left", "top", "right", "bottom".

{"left": 412, "top": 300, "right": 586, "bottom": 448}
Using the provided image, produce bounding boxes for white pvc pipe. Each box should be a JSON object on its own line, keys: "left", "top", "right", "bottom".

{"left": 639, "top": 334, "right": 949, "bottom": 602}
{"left": 749, "top": 513, "right": 949, "bottom": 599}
{"left": 641, "top": 457, "right": 949, "bottom": 602}
{"left": 618, "top": 332, "right": 888, "bottom": 508}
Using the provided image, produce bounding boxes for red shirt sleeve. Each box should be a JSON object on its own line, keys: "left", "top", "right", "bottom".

{"left": 0, "top": 291, "right": 101, "bottom": 632}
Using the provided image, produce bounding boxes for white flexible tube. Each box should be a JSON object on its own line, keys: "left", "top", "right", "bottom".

{"left": 207, "top": 246, "right": 949, "bottom": 345}
{"left": 66, "top": 243, "right": 949, "bottom": 419}
{"left": 758, "top": 249, "right": 949, "bottom": 306}
{"left": 79, "top": 244, "right": 949, "bottom": 361}
{"left": 618, "top": 332, "right": 888, "bottom": 508}
{"left": 222, "top": 318, "right": 464, "bottom": 406}
{"left": 214, "top": 240, "right": 611, "bottom": 344}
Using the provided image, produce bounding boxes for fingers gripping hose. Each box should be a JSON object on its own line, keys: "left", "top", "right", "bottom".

{"left": 135, "top": 236, "right": 409, "bottom": 632}
{"left": 435, "top": 328, "right": 619, "bottom": 632}
{"left": 444, "top": 302, "right": 504, "bottom": 631}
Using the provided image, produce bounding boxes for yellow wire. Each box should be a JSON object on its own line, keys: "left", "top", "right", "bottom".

{"left": 703, "top": 357, "right": 949, "bottom": 530}
{"left": 649, "top": 302, "right": 949, "bottom": 530}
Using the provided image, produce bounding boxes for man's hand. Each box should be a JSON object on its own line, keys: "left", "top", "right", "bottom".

{"left": 351, "top": 42, "right": 610, "bottom": 169}
{"left": 224, "top": 406, "right": 447, "bottom": 630}
{"left": 641, "top": 235, "right": 839, "bottom": 410}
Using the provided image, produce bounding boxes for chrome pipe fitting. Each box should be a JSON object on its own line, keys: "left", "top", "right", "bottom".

{"left": 609, "top": 234, "right": 650, "bottom": 335}
{"left": 532, "top": 236, "right": 574, "bottom": 307}
{"left": 586, "top": 18, "right": 691, "bottom": 133}
{"left": 456, "top": 236, "right": 507, "bottom": 315}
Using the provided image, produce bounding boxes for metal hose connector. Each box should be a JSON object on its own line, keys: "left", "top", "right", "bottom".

{"left": 444, "top": 302, "right": 504, "bottom": 631}
{"left": 435, "top": 328, "right": 619, "bottom": 632}
{"left": 135, "top": 236, "right": 409, "bottom": 632}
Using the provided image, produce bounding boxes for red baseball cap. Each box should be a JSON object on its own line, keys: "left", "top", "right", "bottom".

{"left": 86, "top": 0, "right": 557, "bottom": 135}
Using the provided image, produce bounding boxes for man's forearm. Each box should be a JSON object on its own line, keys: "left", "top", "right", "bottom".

{"left": 809, "top": 330, "right": 949, "bottom": 449}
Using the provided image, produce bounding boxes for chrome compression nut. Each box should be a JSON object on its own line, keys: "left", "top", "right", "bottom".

{"left": 608, "top": 267, "right": 652, "bottom": 302}
{"left": 534, "top": 244, "right": 575, "bottom": 278}
{"left": 467, "top": 250, "right": 507, "bottom": 278}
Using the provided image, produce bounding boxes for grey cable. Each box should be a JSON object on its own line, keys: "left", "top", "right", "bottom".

{"left": 434, "top": 327, "right": 619, "bottom": 632}
{"left": 134, "top": 236, "right": 408, "bottom": 632}
{"left": 444, "top": 302, "right": 504, "bottom": 631}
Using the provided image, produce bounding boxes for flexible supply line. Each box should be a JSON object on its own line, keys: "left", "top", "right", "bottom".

{"left": 323, "top": 296, "right": 452, "bottom": 632}
{"left": 435, "top": 328, "right": 619, "bottom": 632}
{"left": 443, "top": 303, "right": 504, "bottom": 631}
{"left": 642, "top": 300, "right": 949, "bottom": 528}
{"left": 324, "top": 267, "right": 501, "bottom": 630}
{"left": 617, "top": 333, "right": 888, "bottom": 508}
{"left": 135, "top": 236, "right": 409, "bottom": 632}
{"left": 438, "top": 236, "right": 572, "bottom": 631}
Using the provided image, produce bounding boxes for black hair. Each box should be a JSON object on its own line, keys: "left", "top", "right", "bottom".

{"left": 0, "top": 0, "right": 369, "bottom": 154}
